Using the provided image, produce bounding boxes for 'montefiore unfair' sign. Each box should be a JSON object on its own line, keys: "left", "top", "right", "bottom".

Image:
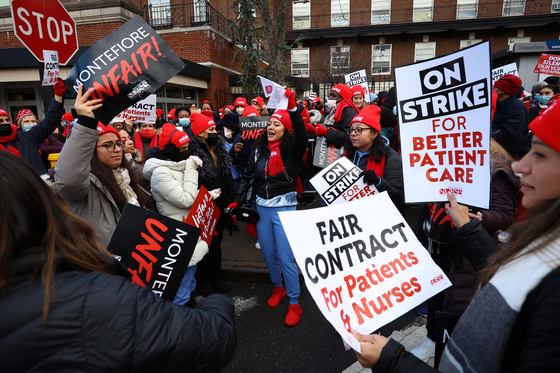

{"left": 279, "top": 192, "right": 451, "bottom": 352}
{"left": 66, "top": 15, "right": 185, "bottom": 125}
{"left": 313, "top": 136, "right": 344, "bottom": 168}
{"left": 239, "top": 116, "right": 269, "bottom": 149}
{"left": 395, "top": 41, "right": 492, "bottom": 209}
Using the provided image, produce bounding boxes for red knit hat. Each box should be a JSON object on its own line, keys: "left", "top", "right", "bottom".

{"left": 16, "top": 109, "right": 34, "bottom": 126}
{"left": 312, "top": 97, "right": 322, "bottom": 104}
{"left": 156, "top": 109, "right": 163, "bottom": 119}
{"left": 0, "top": 108, "right": 10, "bottom": 121}
{"left": 97, "top": 123, "right": 122, "bottom": 141}
{"left": 350, "top": 105, "right": 381, "bottom": 133}
{"left": 234, "top": 97, "right": 247, "bottom": 107}
{"left": 270, "top": 110, "right": 292, "bottom": 132}
{"left": 62, "top": 112, "right": 74, "bottom": 121}
{"left": 331, "top": 84, "right": 352, "bottom": 100}
{"left": 494, "top": 74, "right": 522, "bottom": 96}
{"left": 242, "top": 106, "right": 260, "bottom": 117}
{"left": 529, "top": 96, "right": 560, "bottom": 153}
{"left": 167, "top": 108, "right": 177, "bottom": 120}
{"left": 159, "top": 123, "right": 190, "bottom": 150}
{"left": 190, "top": 112, "right": 216, "bottom": 136}
{"left": 225, "top": 105, "right": 234, "bottom": 112}
{"left": 352, "top": 85, "right": 366, "bottom": 97}
{"left": 251, "top": 97, "right": 264, "bottom": 108}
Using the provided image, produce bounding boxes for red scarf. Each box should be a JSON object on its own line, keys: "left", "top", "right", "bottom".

{"left": 134, "top": 131, "right": 158, "bottom": 162}
{"left": 334, "top": 99, "right": 359, "bottom": 123}
{"left": 0, "top": 125, "right": 20, "bottom": 157}
{"left": 265, "top": 141, "right": 284, "bottom": 176}
{"left": 0, "top": 125, "right": 18, "bottom": 143}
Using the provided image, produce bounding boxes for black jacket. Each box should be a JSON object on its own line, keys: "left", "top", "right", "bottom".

{"left": 492, "top": 95, "right": 529, "bottom": 159}
{"left": 239, "top": 110, "right": 307, "bottom": 200}
{"left": 0, "top": 248, "right": 237, "bottom": 373}
{"left": 326, "top": 106, "right": 358, "bottom": 146}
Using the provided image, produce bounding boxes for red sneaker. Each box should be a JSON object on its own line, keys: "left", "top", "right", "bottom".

{"left": 285, "top": 303, "right": 302, "bottom": 326}
{"left": 268, "top": 286, "right": 287, "bottom": 308}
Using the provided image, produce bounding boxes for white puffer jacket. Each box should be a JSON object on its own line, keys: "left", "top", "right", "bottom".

{"left": 143, "top": 156, "right": 208, "bottom": 267}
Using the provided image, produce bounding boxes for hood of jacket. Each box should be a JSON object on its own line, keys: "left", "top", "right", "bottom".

{"left": 143, "top": 158, "right": 187, "bottom": 180}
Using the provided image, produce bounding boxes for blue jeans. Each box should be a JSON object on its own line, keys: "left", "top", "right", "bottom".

{"left": 173, "top": 265, "right": 197, "bottom": 305}
{"left": 256, "top": 204, "right": 300, "bottom": 304}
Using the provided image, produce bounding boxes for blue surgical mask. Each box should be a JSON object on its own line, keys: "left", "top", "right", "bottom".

{"left": 393, "top": 106, "right": 397, "bottom": 116}
{"left": 534, "top": 94, "right": 540, "bottom": 99}
{"left": 179, "top": 118, "right": 190, "bottom": 126}
{"left": 23, "top": 124, "right": 36, "bottom": 131}
{"left": 538, "top": 96, "right": 551, "bottom": 105}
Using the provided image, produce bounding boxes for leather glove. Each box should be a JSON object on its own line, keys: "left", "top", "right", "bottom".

{"left": 305, "top": 123, "right": 316, "bottom": 134}
{"left": 361, "top": 170, "right": 380, "bottom": 186}
{"left": 315, "top": 124, "right": 328, "bottom": 137}
{"left": 53, "top": 78, "right": 67, "bottom": 97}
{"left": 285, "top": 88, "right": 297, "bottom": 110}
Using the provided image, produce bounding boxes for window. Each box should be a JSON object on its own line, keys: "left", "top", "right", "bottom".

{"left": 456, "top": 0, "right": 477, "bottom": 18}
{"left": 331, "top": 0, "right": 350, "bottom": 27}
{"left": 148, "top": 0, "right": 171, "bottom": 27}
{"left": 372, "top": 0, "right": 391, "bottom": 24}
{"left": 293, "top": 2, "right": 311, "bottom": 29}
{"left": 371, "top": 44, "right": 392, "bottom": 75}
{"left": 460, "top": 39, "right": 482, "bottom": 49}
{"left": 291, "top": 48, "right": 310, "bottom": 77}
{"left": 193, "top": 0, "right": 210, "bottom": 24}
{"left": 413, "top": 0, "right": 433, "bottom": 22}
{"left": 414, "top": 42, "right": 436, "bottom": 62}
{"left": 503, "top": 0, "right": 525, "bottom": 16}
{"left": 331, "top": 46, "right": 350, "bottom": 76}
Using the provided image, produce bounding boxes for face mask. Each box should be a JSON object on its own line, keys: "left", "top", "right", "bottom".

{"left": 223, "top": 127, "right": 233, "bottom": 139}
{"left": 23, "top": 124, "right": 36, "bottom": 132}
{"left": 0, "top": 124, "right": 13, "bottom": 137}
{"left": 327, "top": 100, "right": 336, "bottom": 108}
{"left": 538, "top": 96, "right": 551, "bottom": 105}
{"left": 534, "top": 94, "right": 540, "bottom": 99}
{"left": 236, "top": 107, "right": 245, "bottom": 115}
{"left": 62, "top": 121, "right": 69, "bottom": 127}
{"left": 178, "top": 148, "right": 192, "bottom": 160}
{"left": 205, "top": 132, "right": 219, "bottom": 146}
{"left": 179, "top": 118, "right": 190, "bottom": 127}
{"left": 141, "top": 128, "right": 156, "bottom": 139}
{"left": 393, "top": 106, "right": 397, "bottom": 116}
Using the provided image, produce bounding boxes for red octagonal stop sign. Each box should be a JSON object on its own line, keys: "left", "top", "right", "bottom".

{"left": 11, "top": 0, "right": 79, "bottom": 66}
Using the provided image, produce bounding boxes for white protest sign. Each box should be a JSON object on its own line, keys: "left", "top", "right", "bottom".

{"left": 279, "top": 192, "right": 451, "bottom": 352}
{"left": 259, "top": 76, "right": 288, "bottom": 109}
{"left": 395, "top": 41, "right": 492, "bottom": 209}
{"left": 491, "top": 62, "right": 518, "bottom": 84}
{"left": 311, "top": 157, "right": 378, "bottom": 205}
{"left": 42, "top": 50, "right": 60, "bottom": 86}
{"left": 258, "top": 75, "right": 275, "bottom": 98}
{"left": 112, "top": 94, "right": 157, "bottom": 124}
{"left": 345, "top": 69, "right": 370, "bottom": 98}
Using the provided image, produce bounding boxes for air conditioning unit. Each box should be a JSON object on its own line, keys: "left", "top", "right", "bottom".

{"left": 292, "top": 69, "right": 302, "bottom": 75}
{"left": 552, "top": 3, "right": 560, "bottom": 11}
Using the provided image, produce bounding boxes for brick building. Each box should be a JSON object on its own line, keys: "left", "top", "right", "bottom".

{"left": 286, "top": 0, "right": 560, "bottom": 97}
{"left": 0, "top": 0, "right": 242, "bottom": 120}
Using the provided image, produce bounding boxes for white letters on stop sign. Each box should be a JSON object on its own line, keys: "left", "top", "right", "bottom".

{"left": 16, "top": 7, "right": 74, "bottom": 44}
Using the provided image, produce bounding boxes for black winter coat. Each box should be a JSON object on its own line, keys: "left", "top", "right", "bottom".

{"left": 492, "top": 95, "right": 529, "bottom": 159}
{"left": 0, "top": 248, "right": 237, "bottom": 373}
{"left": 326, "top": 106, "right": 358, "bottom": 146}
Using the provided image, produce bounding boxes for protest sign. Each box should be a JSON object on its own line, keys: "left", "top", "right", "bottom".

{"left": 312, "top": 136, "right": 344, "bottom": 168}
{"left": 112, "top": 94, "right": 157, "bottom": 124}
{"left": 491, "top": 62, "right": 518, "bottom": 84}
{"left": 435, "top": 311, "right": 461, "bottom": 367}
{"left": 183, "top": 186, "right": 221, "bottom": 246}
{"left": 66, "top": 15, "right": 185, "bottom": 125}
{"left": 258, "top": 75, "right": 275, "bottom": 98}
{"left": 42, "top": 50, "right": 60, "bottom": 86}
{"left": 261, "top": 77, "right": 288, "bottom": 109}
{"left": 239, "top": 116, "right": 269, "bottom": 149}
{"left": 278, "top": 192, "right": 451, "bottom": 351}
{"left": 533, "top": 53, "right": 560, "bottom": 76}
{"left": 395, "top": 41, "right": 492, "bottom": 209}
{"left": 311, "top": 157, "right": 378, "bottom": 205}
{"left": 108, "top": 203, "right": 200, "bottom": 301}
{"left": 344, "top": 69, "right": 370, "bottom": 98}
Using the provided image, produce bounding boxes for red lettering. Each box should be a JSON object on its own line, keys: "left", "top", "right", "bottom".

{"left": 136, "top": 42, "right": 158, "bottom": 70}
{"left": 413, "top": 137, "right": 424, "bottom": 151}
{"left": 401, "top": 281, "right": 413, "bottom": 297}
{"left": 120, "top": 59, "right": 139, "bottom": 85}
{"left": 146, "top": 218, "right": 167, "bottom": 242}
{"left": 131, "top": 252, "right": 153, "bottom": 282}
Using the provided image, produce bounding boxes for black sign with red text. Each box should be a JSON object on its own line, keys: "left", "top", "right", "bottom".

{"left": 107, "top": 204, "right": 200, "bottom": 301}
{"left": 313, "top": 136, "right": 344, "bottom": 168}
{"left": 65, "top": 15, "right": 185, "bottom": 124}
{"left": 239, "top": 116, "right": 269, "bottom": 149}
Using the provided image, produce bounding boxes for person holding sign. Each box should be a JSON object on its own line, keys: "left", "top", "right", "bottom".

{"left": 352, "top": 100, "right": 560, "bottom": 372}
{"left": 235, "top": 88, "right": 307, "bottom": 326}
{"left": 344, "top": 106, "right": 404, "bottom": 211}
{"left": 55, "top": 86, "right": 149, "bottom": 248}
{"left": 0, "top": 151, "right": 237, "bottom": 372}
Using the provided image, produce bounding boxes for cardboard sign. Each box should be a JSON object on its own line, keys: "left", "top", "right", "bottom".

{"left": 278, "top": 192, "right": 451, "bottom": 352}
{"left": 435, "top": 311, "right": 461, "bottom": 367}
{"left": 66, "top": 15, "right": 185, "bottom": 125}
{"left": 491, "top": 62, "right": 518, "bottom": 84}
{"left": 258, "top": 75, "right": 274, "bottom": 98}
{"left": 107, "top": 203, "right": 200, "bottom": 301}
{"left": 395, "top": 41, "right": 492, "bottom": 209}
{"left": 183, "top": 186, "right": 221, "bottom": 246}
{"left": 311, "top": 157, "right": 379, "bottom": 205}
{"left": 42, "top": 50, "right": 60, "bottom": 86}
{"left": 112, "top": 94, "right": 157, "bottom": 124}
{"left": 344, "top": 69, "right": 370, "bottom": 98}
{"left": 239, "top": 116, "right": 269, "bottom": 149}
{"left": 312, "top": 136, "right": 344, "bottom": 168}
{"left": 533, "top": 53, "right": 560, "bottom": 76}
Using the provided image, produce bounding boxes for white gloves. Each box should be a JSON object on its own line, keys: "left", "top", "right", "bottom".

{"left": 185, "top": 155, "right": 203, "bottom": 170}
{"left": 209, "top": 188, "right": 221, "bottom": 200}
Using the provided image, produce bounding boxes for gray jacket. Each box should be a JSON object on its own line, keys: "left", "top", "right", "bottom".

{"left": 54, "top": 123, "right": 120, "bottom": 248}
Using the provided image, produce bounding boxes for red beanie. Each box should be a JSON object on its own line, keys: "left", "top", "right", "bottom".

{"left": 312, "top": 97, "right": 322, "bottom": 104}
{"left": 156, "top": 109, "right": 163, "bottom": 119}
{"left": 494, "top": 74, "right": 522, "bottom": 96}
{"left": 190, "top": 112, "right": 216, "bottom": 136}
{"left": 167, "top": 108, "right": 177, "bottom": 120}
{"left": 159, "top": 123, "right": 190, "bottom": 150}
{"left": 350, "top": 105, "right": 381, "bottom": 133}
{"left": 251, "top": 97, "right": 264, "bottom": 108}
{"left": 270, "top": 110, "right": 292, "bottom": 132}
{"left": 331, "top": 84, "right": 352, "bottom": 100}
{"left": 97, "top": 123, "right": 122, "bottom": 141}
{"left": 352, "top": 85, "right": 366, "bottom": 97}
{"left": 234, "top": 97, "right": 247, "bottom": 107}
{"left": 226, "top": 105, "right": 234, "bottom": 112}
{"left": 0, "top": 108, "right": 10, "bottom": 121}
{"left": 16, "top": 109, "right": 34, "bottom": 126}
{"left": 242, "top": 106, "right": 260, "bottom": 117}
{"left": 529, "top": 95, "right": 560, "bottom": 153}
{"left": 62, "top": 112, "right": 74, "bottom": 121}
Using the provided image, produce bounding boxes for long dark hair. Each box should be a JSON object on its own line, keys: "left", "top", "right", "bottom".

{"left": 90, "top": 147, "right": 148, "bottom": 211}
{"left": 0, "top": 152, "right": 115, "bottom": 319}
{"left": 344, "top": 131, "right": 389, "bottom": 165}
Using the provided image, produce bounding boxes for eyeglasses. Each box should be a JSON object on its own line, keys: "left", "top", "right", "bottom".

{"left": 97, "top": 141, "right": 123, "bottom": 152}
{"left": 346, "top": 127, "right": 372, "bottom": 135}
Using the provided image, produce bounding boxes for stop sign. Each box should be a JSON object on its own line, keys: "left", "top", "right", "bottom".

{"left": 11, "top": 0, "right": 79, "bottom": 66}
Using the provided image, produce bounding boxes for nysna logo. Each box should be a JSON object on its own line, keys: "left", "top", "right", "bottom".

{"left": 354, "top": 116, "right": 363, "bottom": 122}
{"left": 272, "top": 114, "right": 283, "bottom": 120}
{"left": 332, "top": 87, "right": 341, "bottom": 93}
{"left": 430, "top": 274, "right": 444, "bottom": 285}
{"left": 265, "top": 85, "right": 273, "bottom": 94}
{"left": 439, "top": 187, "right": 463, "bottom": 196}
{"left": 236, "top": 100, "right": 244, "bottom": 105}
{"left": 208, "top": 120, "right": 215, "bottom": 125}
{"left": 179, "top": 134, "right": 189, "bottom": 143}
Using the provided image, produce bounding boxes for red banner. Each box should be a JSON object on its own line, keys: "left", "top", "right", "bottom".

{"left": 184, "top": 186, "right": 221, "bottom": 246}
{"left": 533, "top": 53, "right": 560, "bottom": 76}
